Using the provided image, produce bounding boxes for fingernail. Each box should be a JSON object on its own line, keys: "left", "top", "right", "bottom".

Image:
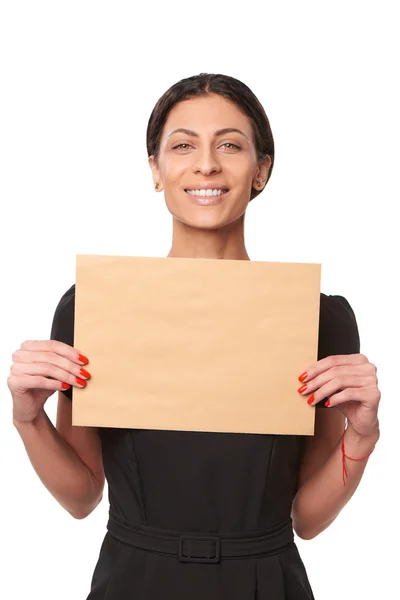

{"left": 298, "top": 384, "right": 308, "bottom": 394}
{"left": 307, "top": 394, "right": 315, "bottom": 405}
{"left": 298, "top": 371, "right": 308, "bottom": 382}
{"left": 76, "top": 377, "right": 87, "bottom": 387}
{"left": 78, "top": 354, "right": 89, "bottom": 365}
{"left": 79, "top": 368, "right": 91, "bottom": 379}
{"left": 61, "top": 383, "right": 70, "bottom": 390}
{"left": 325, "top": 399, "right": 331, "bottom": 407}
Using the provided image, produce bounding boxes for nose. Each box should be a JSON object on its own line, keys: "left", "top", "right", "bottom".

{"left": 192, "top": 147, "right": 221, "bottom": 176}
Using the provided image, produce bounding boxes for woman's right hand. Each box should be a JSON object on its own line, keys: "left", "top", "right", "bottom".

{"left": 8, "top": 340, "right": 91, "bottom": 424}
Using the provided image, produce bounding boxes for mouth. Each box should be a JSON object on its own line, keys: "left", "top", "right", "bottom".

{"left": 184, "top": 188, "right": 229, "bottom": 198}
{"left": 184, "top": 188, "right": 229, "bottom": 206}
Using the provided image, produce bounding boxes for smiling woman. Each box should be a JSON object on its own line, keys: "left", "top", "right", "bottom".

{"left": 147, "top": 75, "right": 274, "bottom": 242}
{"left": 148, "top": 92, "right": 272, "bottom": 244}
{"left": 9, "top": 73, "right": 381, "bottom": 600}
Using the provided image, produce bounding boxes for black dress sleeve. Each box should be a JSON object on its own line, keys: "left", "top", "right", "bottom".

{"left": 316, "top": 294, "right": 361, "bottom": 407}
{"left": 50, "top": 284, "right": 76, "bottom": 400}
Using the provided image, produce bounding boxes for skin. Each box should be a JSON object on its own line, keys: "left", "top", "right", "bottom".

{"left": 10, "top": 93, "right": 381, "bottom": 536}
{"left": 148, "top": 93, "right": 271, "bottom": 260}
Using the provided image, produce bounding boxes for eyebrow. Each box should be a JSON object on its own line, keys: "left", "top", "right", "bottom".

{"left": 167, "top": 127, "right": 249, "bottom": 140}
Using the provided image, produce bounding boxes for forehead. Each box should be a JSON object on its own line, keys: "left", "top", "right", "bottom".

{"left": 163, "top": 94, "right": 253, "bottom": 137}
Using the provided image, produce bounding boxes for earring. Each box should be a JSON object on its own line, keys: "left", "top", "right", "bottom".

{"left": 256, "top": 180, "right": 263, "bottom": 188}
{"left": 155, "top": 183, "right": 159, "bottom": 190}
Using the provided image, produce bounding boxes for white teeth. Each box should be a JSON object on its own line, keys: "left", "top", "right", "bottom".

{"left": 186, "top": 189, "right": 226, "bottom": 197}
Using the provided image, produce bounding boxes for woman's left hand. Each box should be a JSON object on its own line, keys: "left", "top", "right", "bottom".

{"left": 297, "top": 354, "right": 381, "bottom": 437}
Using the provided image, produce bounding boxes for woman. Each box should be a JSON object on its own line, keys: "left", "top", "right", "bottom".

{"left": 9, "top": 73, "right": 381, "bottom": 599}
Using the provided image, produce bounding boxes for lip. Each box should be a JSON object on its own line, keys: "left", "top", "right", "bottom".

{"left": 185, "top": 184, "right": 229, "bottom": 191}
{"left": 185, "top": 189, "right": 229, "bottom": 206}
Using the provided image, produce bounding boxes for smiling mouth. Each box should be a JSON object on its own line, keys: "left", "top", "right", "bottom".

{"left": 185, "top": 189, "right": 229, "bottom": 197}
{"left": 185, "top": 189, "right": 229, "bottom": 206}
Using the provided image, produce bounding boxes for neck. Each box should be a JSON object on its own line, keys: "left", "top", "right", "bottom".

{"left": 167, "top": 215, "right": 250, "bottom": 261}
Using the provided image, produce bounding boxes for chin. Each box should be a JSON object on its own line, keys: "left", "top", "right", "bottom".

{"left": 177, "top": 214, "right": 226, "bottom": 230}
{"left": 166, "top": 197, "right": 247, "bottom": 230}
{"left": 175, "top": 210, "right": 244, "bottom": 231}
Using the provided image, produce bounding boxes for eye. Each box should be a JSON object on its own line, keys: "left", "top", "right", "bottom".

{"left": 172, "top": 143, "right": 193, "bottom": 151}
{"left": 220, "top": 143, "right": 241, "bottom": 151}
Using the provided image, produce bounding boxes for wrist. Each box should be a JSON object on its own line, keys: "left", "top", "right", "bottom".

{"left": 13, "top": 409, "right": 46, "bottom": 431}
{"left": 344, "top": 420, "right": 380, "bottom": 456}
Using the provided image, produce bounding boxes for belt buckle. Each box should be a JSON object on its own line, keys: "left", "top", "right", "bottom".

{"left": 178, "top": 535, "right": 221, "bottom": 563}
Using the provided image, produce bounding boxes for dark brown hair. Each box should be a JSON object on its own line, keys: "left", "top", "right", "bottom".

{"left": 146, "top": 73, "right": 274, "bottom": 201}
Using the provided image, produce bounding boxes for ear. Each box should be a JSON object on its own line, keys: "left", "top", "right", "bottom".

{"left": 148, "top": 155, "right": 164, "bottom": 192}
{"left": 252, "top": 155, "right": 272, "bottom": 191}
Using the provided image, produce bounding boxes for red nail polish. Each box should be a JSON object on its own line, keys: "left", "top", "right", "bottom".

{"left": 76, "top": 377, "right": 87, "bottom": 387}
{"left": 307, "top": 394, "right": 315, "bottom": 405}
{"left": 325, "top": 399, "right": 331, "bottom": 407}
{"left": 298, "top": 384, "right": 308, "bottom": 394}
{"left": 78, "top": 354, "right": 89, "bottom": 365}
{"left": 298, "top": 372, "right": 308, "bottom": 383}
{"left": 79, "top": 368, "right": 91, "bottom": 379}
{"left": 61, "top": 383, "right": 70, "bottom": 390}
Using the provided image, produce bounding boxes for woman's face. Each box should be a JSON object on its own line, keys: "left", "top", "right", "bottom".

{"left": 149, "top": 94, "right": 271, "bottom": 230}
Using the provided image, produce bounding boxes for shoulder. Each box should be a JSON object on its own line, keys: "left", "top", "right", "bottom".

{"left": 318, "top": 293, "right": 360, "bottom": 359}
{"left": 54, "top": 283, "right": 75, "bottom": 307}
{"left": 50, "top": 284, "right": 76, "bottom": 346}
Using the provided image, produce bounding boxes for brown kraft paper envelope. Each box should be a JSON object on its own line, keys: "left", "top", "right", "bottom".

{"left": 73, "top": 255, "right": 321, "bottom": 435}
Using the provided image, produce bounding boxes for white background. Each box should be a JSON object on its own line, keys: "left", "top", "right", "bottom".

{"left": 1, "top": 1, "right": 398, "bottom": 598}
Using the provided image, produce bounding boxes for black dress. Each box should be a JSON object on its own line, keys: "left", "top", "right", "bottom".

{"left": 50, "top": 285, "right": 360, "bottom": 599}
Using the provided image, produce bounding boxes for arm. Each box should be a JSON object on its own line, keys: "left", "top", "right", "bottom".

{"left": 13, "top": 391, "right": 105, "bottom": 520}
{"left": 12, "top": 286, "right": 105, "bottom": 518}
{"left": 292, "top": 406, "right": 379, "bottom": 539}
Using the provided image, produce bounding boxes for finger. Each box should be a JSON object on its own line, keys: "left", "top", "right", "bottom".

{"left": 12, "top": 349, "right": 90, "bottom": 380}
{"left": 298, "top": 354, "right": 369, "bottom": 383}
{"left": 298, "top": 371, "right": 375, "bottom": 398}
{"left": 10, "top": 361, "right": 90, "bottom": 387}
{"left": 19, "top": 340, "right": 89, "bottom": 365}
{"left": 8, "top": 373, "right": 71, "bottom": 394}
{"left": 303, "top": 375, "right": 368, "bottom": 406}
{"left": 326, "top": 386, "right": 379, "bottom": 408}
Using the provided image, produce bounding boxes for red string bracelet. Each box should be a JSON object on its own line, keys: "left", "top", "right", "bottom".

{"left": 341, "top": 429, "right": 375, "bottom": 486}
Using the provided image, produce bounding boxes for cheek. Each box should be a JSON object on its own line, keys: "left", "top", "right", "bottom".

{"left": 241, "top": 158, "right": 257, "bottom": 176}
{"left": 160, "top": 159, "right": 189, "bottom": 184}
{"left": 224, "top": 155, "right": 256, "bottom": 177}
{"left": 232, "top": 164, "right": 256, "bottom": 190}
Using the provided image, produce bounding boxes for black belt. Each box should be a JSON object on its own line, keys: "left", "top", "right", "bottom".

{"left": 107, "top": 510, "right": 294, "bottom": 564}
